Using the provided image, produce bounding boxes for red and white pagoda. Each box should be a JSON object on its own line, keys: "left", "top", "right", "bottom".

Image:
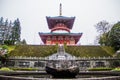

{"left": 39, "top": 4, "right": 82, "bottom": 45}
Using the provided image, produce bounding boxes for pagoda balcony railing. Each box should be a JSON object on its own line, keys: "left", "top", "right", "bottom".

{"left": 9, "top": 56, "right": 48, "bottom": 60}
{"left": 51, "top": 26, "right": 70, "bottom": 33}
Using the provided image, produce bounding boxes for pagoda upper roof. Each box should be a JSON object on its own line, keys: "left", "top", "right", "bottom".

{"left": 46, "top": 16, "right": 75, "bottom": 29}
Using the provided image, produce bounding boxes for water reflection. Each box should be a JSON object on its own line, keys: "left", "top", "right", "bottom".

{"left": 14, "top": 74, "right": 119, "bottom": 80}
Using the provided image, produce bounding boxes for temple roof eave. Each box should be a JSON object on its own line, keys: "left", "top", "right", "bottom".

{"left": 46, "top": 16, "right": 75, "bottom": 29}
{"left": 39, "top": 32, "right": 82, "bottom": 44}
{"left": 39, "top": 32, "right": 82, "bottom": 36}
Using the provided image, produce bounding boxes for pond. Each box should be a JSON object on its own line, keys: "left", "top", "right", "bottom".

{"left": 1, "top": 74, "right": 120, "bottom": 80}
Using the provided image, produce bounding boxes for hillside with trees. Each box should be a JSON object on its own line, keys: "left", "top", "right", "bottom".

{"left": 95, "top": 21, "right": 120, "bottom": 51}
{"left": 0, "top": 17, "right": 25, "bottom": 45}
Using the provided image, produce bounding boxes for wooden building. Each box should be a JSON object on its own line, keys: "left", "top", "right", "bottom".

{"left": 39, "top": 4, "right": 82, "bottom": 45}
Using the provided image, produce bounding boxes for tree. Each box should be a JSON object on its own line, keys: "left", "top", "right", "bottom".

{"left": 0, "top": 17, "right": 22, "bottom": 45}
{"left": 5, "top": 19, "right": 8, "bottom": 26}
{"left": 0, "top": 17, "right": 4, "bottom": 26}
{"left": 4, "top": 19, "right": 9, "bottom": 40}
{"left": 11, "top": 18, "right": 21, "bottom": 44}
{"left": 95, "top": 20, "right": 110, "bottom": 34}
{"left": 108, "top": 22, "right": 120, "bottom": 51}
{"left": 21, "top": 39, "right": 27, "bottom": 45}
{"left": 94, "top": 36, "right": 100, "bottom": 45}
{"left": 7, "top": 20, "right": 12, "bottom": 40}
{"left": 95, "top": 20, "right": 112, "bottom": 45}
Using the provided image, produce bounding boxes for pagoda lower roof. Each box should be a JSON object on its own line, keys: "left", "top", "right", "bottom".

{"left": 46, "top": 16, "right": 75, "bottom": 29}
{"left": 39, "top": 32, "right": 82, "bottom": 44}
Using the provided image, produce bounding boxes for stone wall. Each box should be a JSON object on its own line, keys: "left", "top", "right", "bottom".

{"left": 5, "top": 57, "right": 120, "bottom": 71}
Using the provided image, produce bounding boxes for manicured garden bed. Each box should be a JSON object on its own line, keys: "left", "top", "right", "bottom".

{"left": 88, "top": 67, "right": 113, "bottom": 71}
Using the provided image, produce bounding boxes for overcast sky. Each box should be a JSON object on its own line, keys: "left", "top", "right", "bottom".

{"left": 0, "top": 0, "right": 120, "bottom": 45}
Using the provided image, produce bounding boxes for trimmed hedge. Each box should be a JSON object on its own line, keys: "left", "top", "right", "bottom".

{"left": 65, "top": 45, "right": 115, "bottom": 57}
{"left": 0, "top": 67, "right": 13, "bottom": 71}
{"left": 10, "top": 67, "right": 39, "bottom": 71}
{"left": 8, "top": 45, "right": 115, "bottom": 57}
{"left": 9, "top": 45, "right": 58, "bottom": 57}
{"left": 88, "top": 67, "right": 113, "bottom": 71}
{"left": 112, "top": 67, "right": 120, "bottom": 71}
{"left": 0, "top": 67, "right": 39, "bottom": 71}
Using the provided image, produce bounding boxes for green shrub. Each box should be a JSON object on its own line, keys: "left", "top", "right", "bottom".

{"left": 2, "top": 45, "right": 8, "bottom": 50}
{"left": 0, "top": 67, "right": 13, "bottom": 71}
{"left": 112, "top": 67, "right": 120, "bottom": 71}
{"left": 10, "top": 67, "right": 39, "bottom": 71}
{"left": 88, "top": 67, "right": 112, "bottom": 71}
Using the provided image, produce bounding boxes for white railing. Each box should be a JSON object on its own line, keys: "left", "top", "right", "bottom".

{"left": 9, "top": 56, "right": 120, "bottom": 60}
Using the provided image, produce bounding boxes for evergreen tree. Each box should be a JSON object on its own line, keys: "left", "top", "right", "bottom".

{"left": 7, "top": 20, "right": 12, "bottom": 40}
{"left": 21, "top": 39, "right": 27, "bottom": 45}
{"left": 4, "top": 19, "right": 9, "bottom": 40}
{"left": 8, "top": 20, "right": 12, "bottom": 40}
{"left": 11, "top": 18, "right": 21, "bottom": 44}
{"left": 0, "top": 17, "right": 22, "bottom": 45}
{"left": 0, "top": 17, "right": 4, "bottom": 26}
{"left": 5, "top": 19, "right": 8, "bottom": 26}
{"left": 108, "top": 22, "right": 120, "bottom": 51}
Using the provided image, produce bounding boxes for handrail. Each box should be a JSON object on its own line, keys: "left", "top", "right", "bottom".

{"left": 8, "top": 56, "right": 120, "bottom": 60}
